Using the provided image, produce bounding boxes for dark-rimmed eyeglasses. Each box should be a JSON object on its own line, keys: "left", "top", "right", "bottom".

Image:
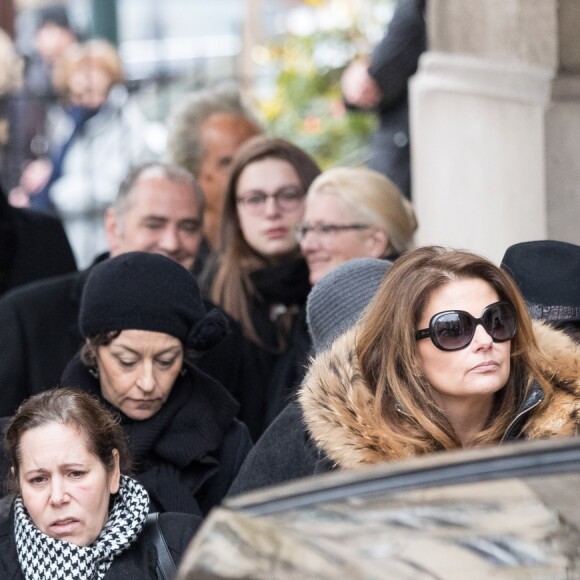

{"left": 294, "top": 223, "right": 370, "bottom": 243}
{"left": 415, "top": 301, "right": 517, "bottom": 351}
{"left": 236, "top": 186, "right": 305, "bottom": 214}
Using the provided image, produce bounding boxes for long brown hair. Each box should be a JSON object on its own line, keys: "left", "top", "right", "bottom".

{"left": 356, "top": 245, "right": 549, "bottom": 451}
{"left": 210, "top": 135, "right": 320, "bottom": 345}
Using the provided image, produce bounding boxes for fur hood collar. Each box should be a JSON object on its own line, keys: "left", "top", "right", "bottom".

{"left": 299, "top": 321, "right": 580, "bottom": 470}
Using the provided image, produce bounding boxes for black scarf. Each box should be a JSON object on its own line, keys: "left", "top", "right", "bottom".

{"left": 249, "top": 256, "right": 311, "bottom": 307}
{"left": 61, "top": 355, "right": 240, "bottom": 515}
{"left": 15, "top": 476, "right": 149, "bottom": 580}
{"left": 248, "top": 257, "right": 311, "bottom": 350}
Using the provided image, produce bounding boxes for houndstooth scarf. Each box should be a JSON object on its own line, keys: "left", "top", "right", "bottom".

{"left": 14, "top": 475, "right": 149, "bottom": 580}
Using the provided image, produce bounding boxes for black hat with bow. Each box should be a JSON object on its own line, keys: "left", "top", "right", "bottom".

{"left": 79, "top": 252, "right": 228, "bottom": 350}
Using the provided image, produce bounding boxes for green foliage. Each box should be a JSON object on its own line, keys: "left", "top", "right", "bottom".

{"left": 255, "top": 4, "right": 388, "bottom": 169}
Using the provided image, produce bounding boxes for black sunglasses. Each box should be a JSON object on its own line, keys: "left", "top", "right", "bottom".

{"left": 416, "top": 301, "right": 517, "bottom": 351}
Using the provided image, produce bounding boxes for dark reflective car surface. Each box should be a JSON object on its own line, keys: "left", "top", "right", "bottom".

{"left": 178, "top": 438, "right": 580, "bottom": 579}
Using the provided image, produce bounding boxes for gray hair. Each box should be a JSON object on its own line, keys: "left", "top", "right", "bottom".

{"left": 112, "top": 161, "right": 205, "bottom": 219}
{"left": 166, "top": 83, "right": 260, "bottom": 177}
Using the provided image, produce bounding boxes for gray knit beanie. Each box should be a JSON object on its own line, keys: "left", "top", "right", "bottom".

{"left": 306, "top": 258, "right": 392, "bottom": 354}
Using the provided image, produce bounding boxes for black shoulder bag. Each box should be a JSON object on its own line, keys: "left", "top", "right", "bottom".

{"left": 144, "top": 512, "right": 177, "bottom": 580}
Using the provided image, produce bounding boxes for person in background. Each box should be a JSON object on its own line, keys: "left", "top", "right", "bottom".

{"left": 0, "top": 182, "right": 76, "bottom": 297}
{"left": 0, "top": 27, "right": 76, "bottom": 297}
{"left": 297, "top": 166, "right": 417, "bottom": 285}
{"left": 204, "top": 135, "right": 320, "bottom": 440}
{"left": 0, "top": 162, "right": 204, "bottom": 417}
{"left": 0, "top": 388, "right": 201, "bottom": 579}
{"left": 12, "top": 39, "right": 154, "bottom": 267}
{"left": 340, "top": 0, "right": 427, "bottom": 199}
{"left": 0, "top": 27, "right": 24, "bottom": 192}
{"left": 24, "top": 5, "right": 78, "bottom": 94}
{"left": 167, "top": 83, "right": 261, "bottom": 271}
{"left": 4, "top": 5, "right": 78, "bottom": 192}
{"left": 300, "top": 246, "right": 580, "bottom": 473}
{"left": 228, "top": 257, "right": 393, "bottom": 496}
{"left": 0, "top": 28, "right": 23, "bottom": 191}
{"left": 501, "top": 240, "right": 580, "bottom": 343}
{"left": 60, "top": 252, "right": 253, "bottom": 516}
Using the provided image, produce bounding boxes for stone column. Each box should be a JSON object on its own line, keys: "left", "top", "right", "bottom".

{"left": 410, "top": 0, "right": 580, "bottom": 263}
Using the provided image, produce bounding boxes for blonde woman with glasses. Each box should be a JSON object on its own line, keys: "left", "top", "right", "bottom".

{"left": 297, "top": 166, "right": 417, "bottom": 285}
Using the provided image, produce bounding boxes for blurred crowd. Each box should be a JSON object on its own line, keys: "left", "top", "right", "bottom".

{"left": 0, "top": 1, "right": 579, "bottom": 579}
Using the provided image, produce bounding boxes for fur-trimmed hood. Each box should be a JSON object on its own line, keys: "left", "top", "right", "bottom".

{"left": 298, "top": 321, "right": 580, "bottom": 470}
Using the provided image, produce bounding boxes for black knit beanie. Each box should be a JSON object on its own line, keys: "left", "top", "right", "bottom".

{"left": 79, "top": 252, "right": 228, "bottom": 350}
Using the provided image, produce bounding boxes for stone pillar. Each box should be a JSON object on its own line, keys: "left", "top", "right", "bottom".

{"left": 410, "top": 0, "right": 580, "bottom": 263}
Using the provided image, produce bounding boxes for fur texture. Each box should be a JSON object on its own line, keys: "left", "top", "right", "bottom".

{"left": 299, "top": 321, "right": 580, "bottom": 470}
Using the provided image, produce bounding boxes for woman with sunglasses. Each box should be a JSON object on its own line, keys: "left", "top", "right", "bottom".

{"left": 203, "top": 135, "right": 320, "bottom": 440}
{"left": 299, "top": 245, "right": 580, "bottom": 470}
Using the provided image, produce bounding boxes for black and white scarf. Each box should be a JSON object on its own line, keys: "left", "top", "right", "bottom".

{"left": 14, "top": 475, "right": 149, "bottom": 580}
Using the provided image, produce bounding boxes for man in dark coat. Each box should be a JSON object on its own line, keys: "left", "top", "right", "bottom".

{"left": 341, "top": 0, "right": 426, "bottom": 199}
{"left": 0, "top": 161, "right": 205, "bottom": 416}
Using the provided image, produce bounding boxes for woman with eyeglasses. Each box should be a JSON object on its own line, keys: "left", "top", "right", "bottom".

{"left": 299, "top": 246, "right": 580, "bottom": 471}
{"left": 204, "top": 135, "right": 321, "bottom": 440}
{"left": 297, "top": 167, "right": 417, "bottom": 285}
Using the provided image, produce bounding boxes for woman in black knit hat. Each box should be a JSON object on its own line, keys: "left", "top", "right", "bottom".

{"left": 60, "top": 251, "right": 253, "bottom": 518}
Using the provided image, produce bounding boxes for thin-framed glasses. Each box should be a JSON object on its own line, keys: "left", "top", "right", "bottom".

{"left": 236, "top": 186, "right": 305, "bottom": 214}
{"left": 415, "top": 301, "right": 517, "bottom": 351}
{"left": 295, "top": 223, "right": 370, "bottom": 243}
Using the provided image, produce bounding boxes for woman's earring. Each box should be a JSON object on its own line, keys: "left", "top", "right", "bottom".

{"left": 180, "top": 367, "right": 187, "bottom": 377}
{"left": 89, "top": 366, "right": 100, "bottom": 379}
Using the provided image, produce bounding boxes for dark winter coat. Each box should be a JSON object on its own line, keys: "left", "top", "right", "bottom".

{"left": 0, "top": 257, "right": 101, "bottom": 417}
{"left": 227, "top": 399, "right": 318, "bottom": 496}
{"left": 0, "top": 508, "right": 200, "bottom": 580}
{"left": 0, "top": 191, "right": 76, "bottom": 297}
{"left": 61, "top": 356, "right": 253, "bottom": 517}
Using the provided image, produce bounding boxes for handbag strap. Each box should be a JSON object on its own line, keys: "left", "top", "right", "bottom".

{"left": 144, "top": 512, "right": 177, "bottom": 580}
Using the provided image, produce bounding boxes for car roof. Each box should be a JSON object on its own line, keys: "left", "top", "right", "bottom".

{"left": 179, "top": 437, "right": 580, "bottom": 579}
